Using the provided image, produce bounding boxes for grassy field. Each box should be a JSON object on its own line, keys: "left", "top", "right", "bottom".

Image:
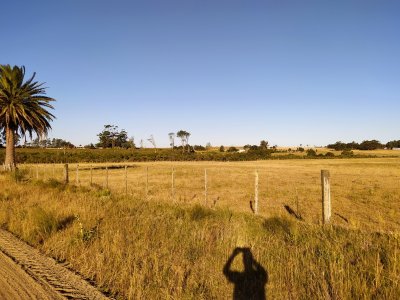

{"left": 1, "top": 158, "right": 400, "bottom": 299}
{"left": 21, "top": 157, "right": 400, "bottom": 232}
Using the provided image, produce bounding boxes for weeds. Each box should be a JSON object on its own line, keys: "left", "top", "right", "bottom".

{"left": 0, "top": 160, "right": 400, "bottom": 299}
{"left": 9, "top": 168, "right": 29, "bottom": 183}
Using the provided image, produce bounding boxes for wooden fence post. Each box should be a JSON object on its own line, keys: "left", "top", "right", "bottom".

{"left": 254, "top": 170, "right": 259, "bottom": 214}
{"left": 204, "top": 169, "right": 208, "bottom": 204}
{"left": 321, "top": 170, "right": 331, "bottom": 224}
{"left": 76, "top": 164, "right": 79, "bottom": 185}
{"left": 125, "top": 165, "right": 128, "bottom": 196}
{"left": 64, "top": 164, "right": 69, "bottom": 184}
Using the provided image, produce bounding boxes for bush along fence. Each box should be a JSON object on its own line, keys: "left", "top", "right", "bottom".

{"left": 15, "top": 163, "right": 336, "bottom": 225}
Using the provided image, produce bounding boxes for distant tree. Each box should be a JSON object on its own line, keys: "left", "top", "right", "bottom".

{"left": 84, "top": 143, "right": 96, "bottom": 149}
{"left": 194, "top": 145, "right": 206, "bottom": 151}
{"left": 325, "top": 152, "right": 335, "bottom": 157}
{"left": 243, "top": 144, "right": 251, "bottom": 150}
{"left": 327, "top": 140, "right": 385, "bottom": 151}
{"left": 116, "top": 129, "right": 128, "bottom": 147}
{"left": 386, "top": 140, "right": 400, "bottom": 149}
{"left": 168, "top": 132, "right": 175, "bottom": 149}
{"left": 347, "top": 141, "right": 360, "bottom": 150}
{"left": 297, "top": 147, "right": 305, "bottom": 152}
{"left": 97, "top": 125, "right": 131, "bottom": 148}
{"left": 184, "top": 131, "right": 191, "bottom": 153}
{"left": 358, "top": 140, "right": 383, "bottom": 150}
{"left": 0, "top": 65, "right": 55, "bottom": 170}
{"left": 98, "top": 125, "right": 117, "bottom": 148}
{"left": 341, "top": 150, "right": 354, "bottom": 157}
{"left": 327, "top": 141, "right": 354, "bottom": 151}
{"left": 39, "top": 138, "right": 49, "bottom": 148}
{"left": 227, "top": 146, "right": 239, "bottom": 153}
{"left": 176, "top": 130, "right": 191, "bottom": 153}
{"left": 259, "top": 140, "right": 269, "bottom": 150}
{"left": 176, "top": 130, "right": 187, "bottom": 152}
{"left": 306, "top": 149, "right": 317, "bottom": 157}
{"left": 206, "top": 142, "right": 212, "bottom": 149}
{"left": 219, "top": 145, "right": 225, "bottom": 152}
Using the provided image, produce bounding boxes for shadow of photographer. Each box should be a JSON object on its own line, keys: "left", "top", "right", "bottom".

{"left": 223, "top": 247, "right": 268, "bottom": 300}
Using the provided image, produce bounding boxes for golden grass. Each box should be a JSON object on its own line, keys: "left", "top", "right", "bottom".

{"left": 21, "top": 158, "right": 400, "bottom": 232}
{"left": 0, "top": 158, "right": 399, "bottom": 299}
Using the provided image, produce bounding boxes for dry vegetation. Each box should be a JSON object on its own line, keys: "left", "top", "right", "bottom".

{"left": 23, "top": 158, "right": 400, "bottom": 231}
{"left": 0, "top": 158, "right": 400, "bottom": 299}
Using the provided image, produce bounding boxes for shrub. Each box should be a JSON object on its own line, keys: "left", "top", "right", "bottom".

{"left": 306, "top": 149, "right": 317, "bottom": 157}
{"left": 26, "top": 207, "right": 59, "bottom": 244}
{"left": 341, "top": 150, "right": 354, "bottom": 157}
{"left": 325, "top": 152, "right": 335, "bottom": 157}
{"left": 194, "top": 145, "right": 206, "bottom": 151}
{"left": 227, "top": 147, "right": 239, "bottom": 153}
{"left": 10, "top": 169, "right": 28, "bottom": 182}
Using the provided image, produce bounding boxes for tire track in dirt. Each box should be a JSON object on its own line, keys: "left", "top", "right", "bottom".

{"left": 0, "top": 251, "right": 59, "bottom": 299}
{"left": 0, "top": 229, "right": 109, "bottom": 299}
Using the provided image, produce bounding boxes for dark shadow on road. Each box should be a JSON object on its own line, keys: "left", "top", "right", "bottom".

{"left": 223, "top": 247, "right": 268, "bottom": 300}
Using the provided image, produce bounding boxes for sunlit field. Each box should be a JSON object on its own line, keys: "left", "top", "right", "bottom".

{"left": 1, "top": 157, "right": 399, "bottom": 299}
{"left": 20, "top": 157, "right": 400, "bottom": 232}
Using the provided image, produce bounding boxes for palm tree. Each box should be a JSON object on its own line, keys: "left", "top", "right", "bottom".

{"left": 0, "top": 65, "right": 55, "bottom": 170}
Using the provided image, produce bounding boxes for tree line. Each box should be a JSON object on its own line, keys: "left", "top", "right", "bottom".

{"left": 327, "top": 140, "right": 400, "bottom": 151}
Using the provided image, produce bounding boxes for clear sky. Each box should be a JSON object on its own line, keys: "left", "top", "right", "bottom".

{"left": 2, "top": 0, "right": 399, "bottom": 147}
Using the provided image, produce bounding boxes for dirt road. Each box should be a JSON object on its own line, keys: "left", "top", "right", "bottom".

{"left": 0, "top": 229, "right": 108, "bottom": 300}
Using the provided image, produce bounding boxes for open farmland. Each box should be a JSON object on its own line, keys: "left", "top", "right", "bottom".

{"left": 22, "top": 157, "right": 400, "bottom": 232}
{"left": 1, "top": 157, "right": 400, "bottom": 299}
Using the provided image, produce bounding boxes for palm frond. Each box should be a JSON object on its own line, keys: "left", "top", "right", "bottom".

{"left": 0, "top": 65, "right": 56, "bottom": 139}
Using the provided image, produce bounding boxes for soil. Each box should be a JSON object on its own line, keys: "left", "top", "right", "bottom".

{"left": 0, "top": 229, "right": 109, "bottom": 299}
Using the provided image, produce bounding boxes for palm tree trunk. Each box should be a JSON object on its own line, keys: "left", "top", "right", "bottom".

{"left": 4, "top": 126, "right": 16, "bottom": 171}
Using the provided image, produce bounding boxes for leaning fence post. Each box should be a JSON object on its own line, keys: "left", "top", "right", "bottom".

{"left": 321, "top": 170, "right": 331, "bottom": 224}
{"left": 204, "top": 169, "right": 208, "bottom": 204}
{"left": 254, "top": 170, "right": 259, "bottom": 214}
{"left": 64, "top": 164, "right": 69, "bottom": 184}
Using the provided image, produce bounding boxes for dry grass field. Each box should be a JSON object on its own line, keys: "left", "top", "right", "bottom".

{"left": 23, "top": 157, "right": 400, "bottom": 231}
{"left": 1, "top": 157, "right": 400, "bottom": 299}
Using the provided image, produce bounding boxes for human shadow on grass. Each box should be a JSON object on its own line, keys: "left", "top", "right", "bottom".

{"left": 223, "top": 247, "right": 268, "bottom": 300}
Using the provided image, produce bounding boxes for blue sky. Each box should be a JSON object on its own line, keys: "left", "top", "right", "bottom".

{"left": 2, "top": 0, "right": 399, "bottom": 147}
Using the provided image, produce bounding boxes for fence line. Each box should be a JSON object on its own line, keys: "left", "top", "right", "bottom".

{"left": 19, "top": 163, "right": 336, "bottom": 224}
